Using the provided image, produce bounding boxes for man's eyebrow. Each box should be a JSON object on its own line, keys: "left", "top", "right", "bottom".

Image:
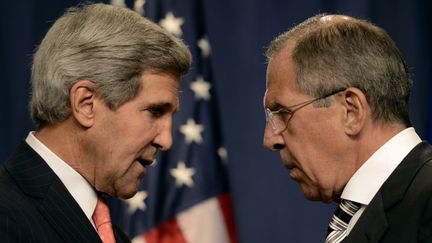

{"left": 147, "top": 102, "right": 179, "bottom": 113}
{"left": 265, "top": 101, "right": 285, "bottom": 111}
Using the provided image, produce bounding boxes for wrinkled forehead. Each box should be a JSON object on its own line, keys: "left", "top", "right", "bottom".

{"left": 266, "top": 44, "right": 297, "bottom": 88}
{"left": 266, "top": 42, "right": 296, "bottom": 81}
{"left": 264, "top": 51, "right": 299, "bottom": 108}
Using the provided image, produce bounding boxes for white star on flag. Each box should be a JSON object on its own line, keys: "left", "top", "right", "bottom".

{"left": 125, "top": 190, "right": 148, "bottom": 213}
{"left": 190, "top": 77, "right": 211, "bottom": 100}
{"left": 198, "top": 37, "right": 211, "bottom": 58}
{"left": 218, "top": 147, "right": 228, "bottom": 162}
{"left": 170, "top": 161, "right": 196, "bottom": 187}
{"left": 159, "top": 12, "right": 184, "bottom": 36}
{"left": 180, "top": 118, "right": 204, "bottom": 144}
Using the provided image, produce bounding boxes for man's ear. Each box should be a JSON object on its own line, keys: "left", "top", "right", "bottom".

{"left": 70, "top": 80, "right": 96, "bottom": 128}
{"left": 342, "top": 87, "right": 369, "bottom": 136}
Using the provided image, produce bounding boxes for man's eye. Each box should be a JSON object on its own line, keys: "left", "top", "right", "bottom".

{"left": 148, "top": 108, "right": 164, "bottom": 117}
{"left": 276, "top": 110, "right": 292, "bottom": 119}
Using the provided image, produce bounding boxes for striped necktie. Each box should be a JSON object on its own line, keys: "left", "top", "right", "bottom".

{"left": 325, "top": 199, "right": 361, "bottom": 243}
{"left": 93, "top": 196, "right": 117, "bottom": 243}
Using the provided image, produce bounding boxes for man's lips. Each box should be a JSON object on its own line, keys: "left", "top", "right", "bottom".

{"left": 137, "top": 158, "right": 154, "bottom": 167}
{"left": 284, "top": 162, "right": 301, "bottom": 180}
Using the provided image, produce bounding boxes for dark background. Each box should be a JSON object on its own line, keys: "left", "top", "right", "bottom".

{"left": 1, "top": 1, "right": 431, "bottom": 242}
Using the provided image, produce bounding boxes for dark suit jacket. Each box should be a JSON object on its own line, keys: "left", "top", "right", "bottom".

{"left": 344, "top": 141, "right": 432, "bottom": 243}
{"left": 0, "top": 142, "right": 131, "bottom": 243}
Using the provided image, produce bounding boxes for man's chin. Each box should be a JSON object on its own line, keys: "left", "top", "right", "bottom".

{"left": 116, "top": 190, "right": 138, "bottom": 200}
{"left": 300, "top": 186, "right": 333, "bottom": 203}
{"left": 111, "top": 183, "right": 140, "bottom": 199}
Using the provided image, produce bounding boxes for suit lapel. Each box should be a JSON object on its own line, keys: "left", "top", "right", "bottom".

{"left": 344, "top": 192, "right": 388, "bottom": 242}
{"left": 113, "top": 225, "right": 132, "bottom": 243}
{"left": 5, "top": 142, "right": 101, "bottom": 243}
{"left": 345, "top": 142, "right": 432, "bottom": 243}
{"left": 379, "top": 142, "right": 432, "bottom": 209}
{"left": 38, "top": 178, "right": 102, "bottom": 243}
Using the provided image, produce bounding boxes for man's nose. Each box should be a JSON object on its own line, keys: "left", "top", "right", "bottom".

{"left": 263, "top": 123, "right": 285, "bottom": 151}
{"left": 153, "top": 119, "right": 173, "bottom": 151}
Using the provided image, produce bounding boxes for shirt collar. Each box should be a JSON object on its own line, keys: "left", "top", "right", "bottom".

{"left": 341, "top": 127, "right": 421, "bottom": 205}
{"left": 25, "top": 132, "right": 98, "bottom": 227}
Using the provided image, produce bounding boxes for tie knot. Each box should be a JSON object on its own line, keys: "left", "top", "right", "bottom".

{"left": 336, "top": 199, "right": 361, "bottom": 220}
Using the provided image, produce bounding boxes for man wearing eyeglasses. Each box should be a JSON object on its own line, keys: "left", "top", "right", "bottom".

{"left": 263, "top": 14, "right": 432, "bottom": 243}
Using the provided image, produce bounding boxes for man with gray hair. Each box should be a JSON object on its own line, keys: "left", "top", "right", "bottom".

{"left": 263, "top": 14, "right": 432, "bottom": 242}
{"left": 0, "top": 3, "right": 191, "bottom": 242}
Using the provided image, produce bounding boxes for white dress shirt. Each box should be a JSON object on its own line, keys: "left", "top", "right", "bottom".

{"left": 25, "top": 132, "right": 98, "bottom": 228}
{"left": 340, "top": 127, "right": 421, "bottom": 234}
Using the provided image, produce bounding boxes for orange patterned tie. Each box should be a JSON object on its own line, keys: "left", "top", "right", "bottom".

{"left": 93, "top": 196, "right": 116, "bottom": 243}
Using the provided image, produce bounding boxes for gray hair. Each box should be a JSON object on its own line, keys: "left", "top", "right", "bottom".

{"left": 266, "top": 14, "right": 412, "bottom": 126}
{"left": 31, "top": 3, "right": 192, "bottom": 128}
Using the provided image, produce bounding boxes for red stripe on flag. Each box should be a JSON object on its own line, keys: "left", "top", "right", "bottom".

{"left": 144, "top": 218, "right": 187, "bottom": 243}
{"left": 218, "top": 193, "right": 238, "bottom": 243}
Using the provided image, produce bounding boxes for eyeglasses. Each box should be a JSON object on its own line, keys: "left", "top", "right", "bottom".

{"left": 265, "top": 88, "right": 346, "bottom": 134}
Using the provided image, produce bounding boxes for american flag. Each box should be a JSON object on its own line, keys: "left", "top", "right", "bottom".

{"left": 109, "top": 0, "right": 238, "bottom": 243}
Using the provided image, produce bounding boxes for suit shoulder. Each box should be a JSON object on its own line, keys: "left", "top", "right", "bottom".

{"left": 0, "top": 165, "right": 31, "bottom": 211}
{"left": 0, "top": 166, "right": 34, "bottom": 240}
